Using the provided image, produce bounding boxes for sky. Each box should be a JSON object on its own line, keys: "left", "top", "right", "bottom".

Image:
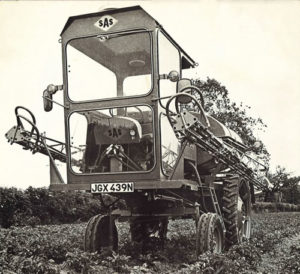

{"left": 0, "top": 0, "right": 300, "bottom": 189}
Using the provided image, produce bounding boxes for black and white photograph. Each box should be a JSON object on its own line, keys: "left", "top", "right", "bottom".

{"left": 0, "top": 1, "right": 300, "bottom": 273}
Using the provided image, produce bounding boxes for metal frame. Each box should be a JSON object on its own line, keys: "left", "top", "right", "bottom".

{"left": 61, "top": 28, "right": 161, "bottom": 184}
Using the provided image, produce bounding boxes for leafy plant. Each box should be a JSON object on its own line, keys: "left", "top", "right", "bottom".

{"left": 1, "top": 212, "right": 300, "bottom": 273}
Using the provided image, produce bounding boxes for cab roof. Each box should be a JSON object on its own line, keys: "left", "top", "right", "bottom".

{"left": 61, "top": 5, "right": 196, "bottom": 69}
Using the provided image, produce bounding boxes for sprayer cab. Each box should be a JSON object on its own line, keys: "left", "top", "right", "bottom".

{"left": 52, "top": 5, "right": 198, "bottom": 188}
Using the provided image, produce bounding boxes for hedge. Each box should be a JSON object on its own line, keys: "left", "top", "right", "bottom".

{"left": 0, "top": 187, "right": 124, "bottom": 228}
{"left": 252, "top": 202, "right": 300, "bottom": 213}
{"left": 1, "top": 187, "right": 298, "bottom": 228}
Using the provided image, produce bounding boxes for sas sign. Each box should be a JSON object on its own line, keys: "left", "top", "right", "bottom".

{"left": 94, "top": 15, "right": 118, "bottom": 31}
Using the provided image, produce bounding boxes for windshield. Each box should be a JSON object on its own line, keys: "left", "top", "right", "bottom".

{"left": 66, "top": 31, "right": 152, "bottom": 101}
{"left": 69, "top": 105, "right": 154, "bottom": 174}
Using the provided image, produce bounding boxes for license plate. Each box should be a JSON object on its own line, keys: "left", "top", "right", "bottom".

{"left": 91, "top": 182, "right": 134, "bottom": 193}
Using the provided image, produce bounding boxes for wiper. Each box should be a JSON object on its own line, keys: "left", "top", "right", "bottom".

{"left": 97, "top": 30, "right": 150, "bottom": 41}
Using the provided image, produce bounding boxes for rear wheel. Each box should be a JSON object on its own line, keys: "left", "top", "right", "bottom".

{"left": 84, "top": 214, "right": 118, "bottom": 253}
{"left": 196, "top": 213, "right": 224, "bottom": 255}
{"left": 222, "top": 177, "right": 251, "bottom": 249}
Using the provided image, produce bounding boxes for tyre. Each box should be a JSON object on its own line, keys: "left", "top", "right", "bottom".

{"left": 196, "top": 213, "right": 224, "bottom": 255}
{"left": 84, "top": 214, "right": 118, "bottom": 253}
{"left": 222, "top": 176, "right": 251, "bottom": 249}
{"left": 130, "top": 217, "right": 168, "bottom": 243}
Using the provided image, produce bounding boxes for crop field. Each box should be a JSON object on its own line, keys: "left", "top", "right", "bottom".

{"left": 1, "top": 212, "right": 300, "bottom": 274}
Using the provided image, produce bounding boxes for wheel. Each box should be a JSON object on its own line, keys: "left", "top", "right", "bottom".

{"left": 222, "top": 177, "right": 252, "bottom": 249}
{"left": 84, "top": 214, "right": 118, "bottom": 253}
{"left": 130, "top": 217, "right": 168, "bottom": 243}
{"left": 196, "top": 213, "right": 224, "bottom": 255}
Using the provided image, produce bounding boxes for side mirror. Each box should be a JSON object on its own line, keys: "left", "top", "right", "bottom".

{"left": 43, "top": 89, "right": 53, "bottom": 112}
{"left": 42, "top": 84, "right": 63, "bottom": 112}
{"left": 176, "top": 79, "right": 193, "bottom": 104}
{"left": 167, "top": 70, "right": 179, "bottom": 82}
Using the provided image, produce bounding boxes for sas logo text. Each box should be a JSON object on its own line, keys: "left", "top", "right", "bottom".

{"left": 94, "top": 15, "right": 118, "bottom": 31}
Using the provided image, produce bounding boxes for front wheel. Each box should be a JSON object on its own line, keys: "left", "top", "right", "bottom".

{"left": 196, "top": 213, "right": 224, "bottom": 255}
{"left": 84, "top": 214, "right": 118, "bottom": 253}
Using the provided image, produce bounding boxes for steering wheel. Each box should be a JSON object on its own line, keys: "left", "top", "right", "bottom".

{"left": 15, "top": 106, "right": 40, "bottom": 151}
